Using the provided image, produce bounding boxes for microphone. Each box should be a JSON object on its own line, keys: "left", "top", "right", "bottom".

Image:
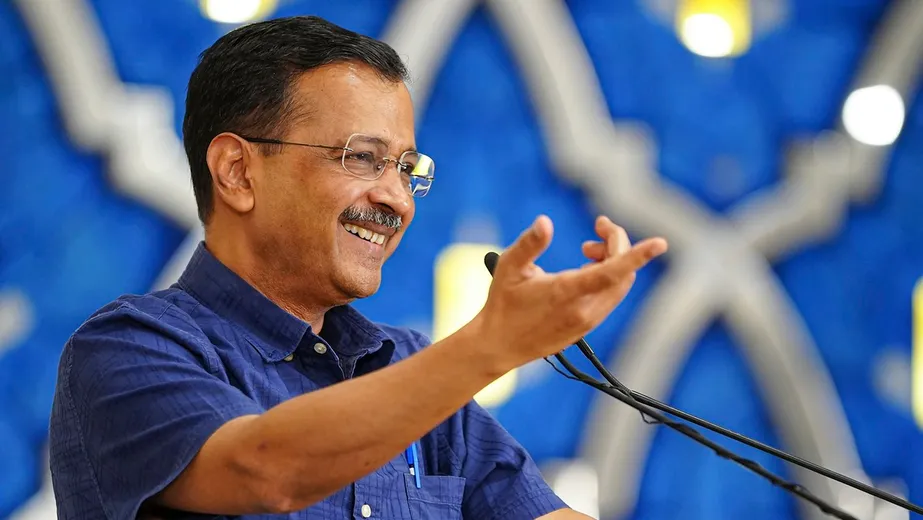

{"left": 482, "top": 251, "right": 923, "bottom": 518}
{"left": 483, "top": 251, "right": 499, "bottom": 275}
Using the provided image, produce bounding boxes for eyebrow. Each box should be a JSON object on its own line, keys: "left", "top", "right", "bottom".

{"left": 352, "top": 134, "right": 418, "bottom": 154}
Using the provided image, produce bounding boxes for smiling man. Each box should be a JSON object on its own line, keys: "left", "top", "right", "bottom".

{"left": 48, "top": 15, "right": 667, "bottom": 520}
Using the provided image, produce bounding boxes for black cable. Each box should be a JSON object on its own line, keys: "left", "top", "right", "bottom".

{"left": 543, "top": 357, "right": 578, "bottom": 380}
{"left": 555, "top": 352, "right": 855, "bottom": 518}
{"left": 544, "top": 355, "right": 657, "bottom": 425}
{"left": 565, "top": 341, "right": 662, "bottom": 424}
{"left": 573, "top": 338, "right": 923, "bottom": 516}
{"left": 552, "top": 351, "right": 860, "bottom": 520}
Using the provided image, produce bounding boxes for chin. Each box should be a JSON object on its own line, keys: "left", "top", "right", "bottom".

{"left": 335, "top": 270, "right": 382, "bottom": 301}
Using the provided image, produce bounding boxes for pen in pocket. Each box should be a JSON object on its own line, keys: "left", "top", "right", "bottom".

{"left": 405, "top": 441, "right": 422, "bottom": 488}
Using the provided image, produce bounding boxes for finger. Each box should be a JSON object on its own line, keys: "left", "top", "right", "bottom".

{"left": 614, "top": 226, "right": 630, "bottom": 256}
{"left": 594, "top": 216, "right": 630, "bottom": 257}
{"left": 581, "top": 241, "right": 606, "bottom": 262}
{"left": 495, "top": 215, "right": 554, "bottom": 279}
{"left": 605, "top": 237, "right": 668, "bottom": 281}
{"left": 561, "top": 237, "right": 668, "bottom": 296}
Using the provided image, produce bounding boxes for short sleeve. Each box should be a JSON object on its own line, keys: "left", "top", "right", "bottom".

{"left": 457, "top": 401, "right": 569, "bottom": 520}
{"left": 51, "top": 304, "right": 263, "bottom": 520}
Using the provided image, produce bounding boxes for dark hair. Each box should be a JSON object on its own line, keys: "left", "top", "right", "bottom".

{"left": 182, "top": 15, "right": 409, "bottom": 223}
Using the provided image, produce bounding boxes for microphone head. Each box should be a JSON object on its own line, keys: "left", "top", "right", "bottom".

{"left": 484, "top": 251, "right": 500, "bottom": 276}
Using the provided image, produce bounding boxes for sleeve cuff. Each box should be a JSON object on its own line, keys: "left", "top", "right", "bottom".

{"left": 113, "top": 402, "right": 262, "bottom": 520}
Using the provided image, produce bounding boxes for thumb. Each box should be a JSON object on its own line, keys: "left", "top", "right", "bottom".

{"left": 497, "top": 215, "right": 553, "bottom": 278}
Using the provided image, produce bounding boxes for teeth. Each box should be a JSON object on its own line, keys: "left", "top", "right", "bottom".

{"left": 343, "top": 223, "right": 386, "bottom": 245}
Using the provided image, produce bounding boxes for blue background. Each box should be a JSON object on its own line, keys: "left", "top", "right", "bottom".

{"left": 1, "top": 0, "right": 922, "bottom": 518}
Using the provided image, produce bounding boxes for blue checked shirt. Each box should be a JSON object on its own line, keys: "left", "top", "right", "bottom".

{"left": 49, "top": 243, "right": 568, "bottom": 520}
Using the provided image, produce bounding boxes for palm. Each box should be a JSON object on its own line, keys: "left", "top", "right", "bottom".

{"left": 480, "top": 214, "right": 667, "bottom": 364}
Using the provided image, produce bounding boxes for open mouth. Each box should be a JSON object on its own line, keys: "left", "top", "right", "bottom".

{"left": 343, "top": 223, "right": 387, "bottom": 245}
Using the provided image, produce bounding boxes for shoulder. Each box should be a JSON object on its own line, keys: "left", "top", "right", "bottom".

{"left": 71, "top": 288, "right": 203, "bottom": 342}
{"left": 55, "top": 288, "right": 228, "bottom": 419}
{"left": 64, "top": 287, "right": 215, "bottom": 375}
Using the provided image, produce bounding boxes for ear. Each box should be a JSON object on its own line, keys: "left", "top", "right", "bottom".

{"left": 206, "top": 133, "right": 256, "bottom": 215}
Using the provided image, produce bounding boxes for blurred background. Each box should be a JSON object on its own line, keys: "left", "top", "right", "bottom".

{"left": 2, "top": 0, "right": 923, "bottom": 519}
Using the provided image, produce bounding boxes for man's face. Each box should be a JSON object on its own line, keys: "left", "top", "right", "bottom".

{"left": 247, "top": 62, "right": 418, "bottom": 304}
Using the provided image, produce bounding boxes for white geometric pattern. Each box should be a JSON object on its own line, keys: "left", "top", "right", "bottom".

{"left": 14, "top": 0, "right": 199, "bottom": 230}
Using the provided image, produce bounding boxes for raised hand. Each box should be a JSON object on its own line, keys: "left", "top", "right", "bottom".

{"left": 474, "top": 215, "right": 667, "bottom": 370}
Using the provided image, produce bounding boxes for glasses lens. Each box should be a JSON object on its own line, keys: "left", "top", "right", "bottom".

{"left": 342, "top": 135, "right": 388, "bottom": 179}
{"left": 399, "top": 152, "right": 436, "bottom": 197}
{"left": 342, "top": 135, "right": 435, "bottom": 197}
{"left": 400, "top": 152, "right": 434, "bottom": 198}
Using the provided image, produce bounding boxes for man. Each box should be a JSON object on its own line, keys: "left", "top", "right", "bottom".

{"left": 48, "top": 15, "right": 667, "bottom": 520}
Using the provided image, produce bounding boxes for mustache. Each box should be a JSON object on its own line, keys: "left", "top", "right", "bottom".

{"left": 341, "top": 206, "right": 403, "bottom": 231}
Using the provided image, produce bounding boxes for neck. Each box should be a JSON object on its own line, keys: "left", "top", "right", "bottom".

{"left": 204, "top": 227, "right": 330, "bottom": 332}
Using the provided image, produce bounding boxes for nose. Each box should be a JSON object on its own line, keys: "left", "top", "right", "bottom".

{"left": 368, "top": 161, "right": 413, "bottom": 217}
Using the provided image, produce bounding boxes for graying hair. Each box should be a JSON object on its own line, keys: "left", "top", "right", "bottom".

{"left": 341, "top": 206, "right": 402, "bottom": 230}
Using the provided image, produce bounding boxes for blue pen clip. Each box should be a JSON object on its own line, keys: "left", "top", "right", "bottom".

{"left": 405, "top": 442, "right": 422, "bottom": 488}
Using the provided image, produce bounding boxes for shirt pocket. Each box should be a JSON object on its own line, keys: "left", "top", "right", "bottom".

{"left": 403, "top": 474, "right": 466, "bottom": 520}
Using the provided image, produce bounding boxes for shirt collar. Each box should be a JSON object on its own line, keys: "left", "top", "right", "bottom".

{"left": 177, "top": 242, "right": 392, "bottom": 363}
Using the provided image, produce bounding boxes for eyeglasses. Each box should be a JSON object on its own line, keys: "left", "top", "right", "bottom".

{"left": 239, "top": 133, "right": 435, "bottom": 197}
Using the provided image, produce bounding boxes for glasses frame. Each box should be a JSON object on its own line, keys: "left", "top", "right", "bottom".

{"left": 238, "top": 133, "right": 435, "bottom": 197}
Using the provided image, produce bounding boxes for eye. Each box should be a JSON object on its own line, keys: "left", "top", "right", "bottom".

{"left": 345, "top": 151, "right": 377, "bottom": 164}
{"left": 399, "top": 163, "right": 416, "bottom": 184}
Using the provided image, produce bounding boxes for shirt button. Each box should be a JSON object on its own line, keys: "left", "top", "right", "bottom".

{"left": 313, "top": 342, "right": 328, "bottom": 355}
{"left": 360, "top": 504, "right": 372, "bottom": 518}
{"left": 282, "top": 354, "right": 294, "bottom": 362}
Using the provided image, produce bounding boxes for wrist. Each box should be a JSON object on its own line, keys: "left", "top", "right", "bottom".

{"left": 459, "top": 311, "right": 521, "bottom": 378}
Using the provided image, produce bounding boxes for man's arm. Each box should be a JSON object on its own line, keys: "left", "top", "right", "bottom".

{"left": 156, "top": 216, "right": 665, "bottom": 515}
{"left": 156, "top": 319, "right": 508, "bottom": 514}
{"left": 161, "top": 325, "right": 599, "bottom": 518}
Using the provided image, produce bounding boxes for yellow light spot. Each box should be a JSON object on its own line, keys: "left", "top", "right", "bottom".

{"left": 677, "top": 0, "right": 751, "bottom": 58}
{"left": 434, "top": 243, "right": 518, "bottom": 408}
{"left": 912, "top": 278, "right": 923, "bottom": 428}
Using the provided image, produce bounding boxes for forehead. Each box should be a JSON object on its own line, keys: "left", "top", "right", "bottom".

{"left": 288, "top": 62, "right": 415, "bottom": 148}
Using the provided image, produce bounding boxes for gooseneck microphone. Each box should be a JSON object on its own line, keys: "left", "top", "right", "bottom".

{"left": 482, "top": 251, "right": 923, "bottom": 519}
